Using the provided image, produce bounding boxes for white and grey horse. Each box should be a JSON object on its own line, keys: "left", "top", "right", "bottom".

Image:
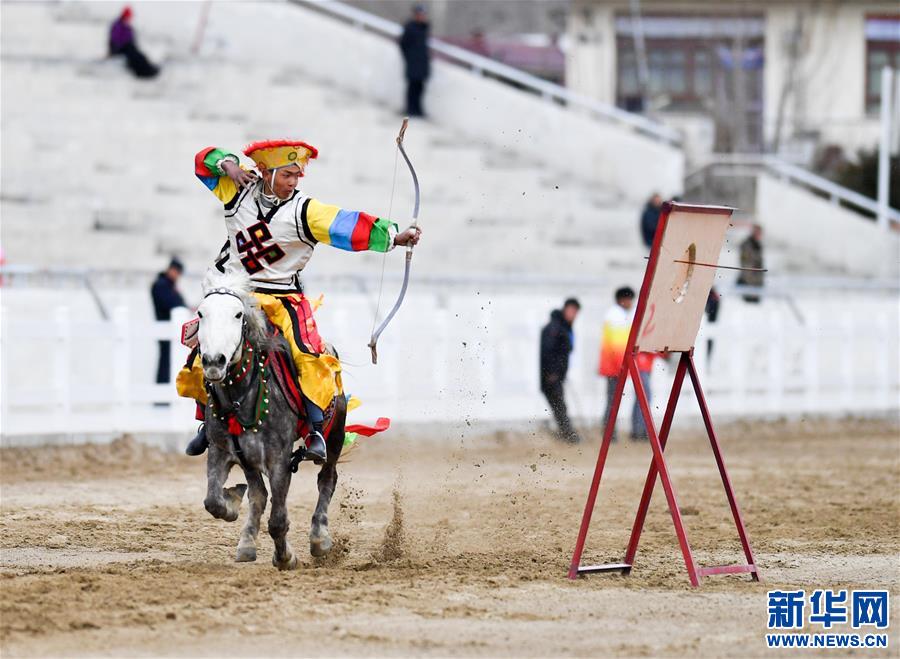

{"left": 196, "top": 270, "right": 346, "bottom": 569}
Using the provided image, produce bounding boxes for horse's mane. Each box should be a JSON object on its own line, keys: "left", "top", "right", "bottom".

{"left": 201, "top": 269, "right": 272, "bottom": 350}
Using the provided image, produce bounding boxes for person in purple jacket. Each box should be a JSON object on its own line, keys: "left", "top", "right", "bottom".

{"left": 108, "top": 6, "right": 159, "bottom": 79}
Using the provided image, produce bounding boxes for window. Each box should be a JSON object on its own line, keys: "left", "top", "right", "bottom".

{"left": 694, "top": 49, "right": 713, "bottom": 96}
{"left": 614, "top": 14, "right": 763, "bottom": 113}
{"left": 648, "top": 49, "right": 687, "bottom": 95}
{"left": 865, "top": 15, "right": 900, "bottom": 114}
{"left": 619, "top": 50, "right": 640, "bottom": 96}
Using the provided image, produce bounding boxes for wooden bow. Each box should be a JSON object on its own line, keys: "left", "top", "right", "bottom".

{"left": 368, "top": 118, "right": 420, "bottom": 364}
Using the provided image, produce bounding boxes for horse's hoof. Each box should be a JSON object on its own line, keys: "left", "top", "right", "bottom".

{"left": 235, "top": 543, "right": 257, "bottom": 563}
{"left": 272, "top": 552, "right": 298, "bottom": 571}
{"left": 225, "top": 484, "right": 248, "bottom": 501}
{"left": 222, "top": 484, "right": 247, "bottom": 522}
{"left": 310, "top": 531, "right": 333, "bottom": 557}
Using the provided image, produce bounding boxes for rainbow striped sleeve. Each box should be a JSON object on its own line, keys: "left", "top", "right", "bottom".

{"left": 305, "top": 198, "right": 397, "bottom": 253}
{"left": 598, "top": 321, "right": 630, "bottom": 376}
{"left": 598, "top": 307, "right": 632, "bottom": 377}
{"left": 194, "top": 146, "right": 240, "bottom": 205}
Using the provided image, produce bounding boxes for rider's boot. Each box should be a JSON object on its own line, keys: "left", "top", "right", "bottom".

{"left": 185, "top": 423, "right": 209, "bottom": 456}
{"left": 305, "top": 426, "right": 327, "bottom": 465}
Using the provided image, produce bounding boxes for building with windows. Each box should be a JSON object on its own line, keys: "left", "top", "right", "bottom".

{"left": 566, "top": 2, "right": 899, "bottom": 163}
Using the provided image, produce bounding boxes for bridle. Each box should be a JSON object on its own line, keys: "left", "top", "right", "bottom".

{"left": 202, "top": 288, "right": 272, "bottom": 460}
{"left": 204, "top": 287, "right": 243, "bottom": 302}
{"left": 201, "top": 287, "right": 249, "bottom": 365}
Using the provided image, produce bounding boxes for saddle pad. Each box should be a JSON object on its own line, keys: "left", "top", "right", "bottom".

{"left": 181, "top": 317, "right": 200, "bottom": 348}
{"left": 270, "top": 347, "right": 304, "bottom": 417}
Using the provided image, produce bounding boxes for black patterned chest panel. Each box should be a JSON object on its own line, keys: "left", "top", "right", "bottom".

{"left": 235, "top": 220, "right": 286, "bottom": 274}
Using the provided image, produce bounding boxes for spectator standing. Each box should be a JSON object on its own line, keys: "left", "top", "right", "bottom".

{"left": 704, "top": 286, "right": 721, "bottom": 365}
{"left": 737, "top": 224, "right": 765, "bottom": 303}
{"left": 640, "top": 193, "right": 663, "bottom": 248}
{"left": 540, "top": 298, "right": 582, "bottom": 444}
{"left": 108, "top": 6, "right": 160, "bottom": 79}
{"left": 399, "top": 4, "right": 431, "bottom": 117}
{"left": 151, "top": 258, "right": 186, "bottom": 385}
{"left": 598, "top": 287, "right": 656, "bottom": 441}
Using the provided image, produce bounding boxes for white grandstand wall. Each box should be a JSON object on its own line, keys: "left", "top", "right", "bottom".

{"left": 756, "top": 174, "right": 900, "bottom": 278}
{"left": 72, "top": 0, "right": 683, "bottom": 202}
{"left": 2, "top": 285, "right": 897, "bottom": 443}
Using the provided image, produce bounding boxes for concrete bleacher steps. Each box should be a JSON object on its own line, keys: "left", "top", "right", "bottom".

{"left": 5, "top": 2, "right": 868, "bottom": 281}
{"left": 1, "top": 0, "right": 674, "bottom": 281}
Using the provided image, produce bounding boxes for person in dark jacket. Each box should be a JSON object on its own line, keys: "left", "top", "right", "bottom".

{"left": 540, "top": 298, "right": 581, "bottom": 444}
{"left": 704, "top": 286, "right": 721, "bottom": 364}
{"left": 640, "top": 193, "right": 663, "bottom": 248}
{"left": 151, "top": 258, "right": 186, "bottom": 385}
{"left": 399, "top": 5, "right": 431, "bottom": 117}
{"left": 737, "top": 224, "right": 765, "bottom": 303}
{"left": 108, "top": 6, "right": 160, "bottom": 79}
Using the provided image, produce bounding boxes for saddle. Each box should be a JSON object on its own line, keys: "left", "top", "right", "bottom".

{"left": 267, "top": 336, "right": 339, "bottom": 439}
{"left": 265, "top": 327, "right": 387, "bottom": 440}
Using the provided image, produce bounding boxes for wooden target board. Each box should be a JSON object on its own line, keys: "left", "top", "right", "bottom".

{"left": 634, "top": 206, "right": 731, "bottom": 352}
{"left": 568, "top": 202, "right": 760, "bottom": 588}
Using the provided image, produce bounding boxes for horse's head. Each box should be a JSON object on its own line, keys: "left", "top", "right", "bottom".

{"left": 197, "top": 270, "right": 262, "bottom": 384}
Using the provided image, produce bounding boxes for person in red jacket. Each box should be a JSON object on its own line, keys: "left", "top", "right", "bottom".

{"left": 598, "top": 287, "right": 656, "bottom": 441}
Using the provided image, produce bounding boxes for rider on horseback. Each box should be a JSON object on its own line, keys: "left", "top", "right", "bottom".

{"left": 177, "top": 139, "right": 421, "bottom": 462}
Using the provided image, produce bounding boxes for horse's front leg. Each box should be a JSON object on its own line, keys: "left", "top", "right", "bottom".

{"left": 268, "top": 462, "right": 297, "bottom": 570}
{"left": 310, "top": 399, "right": 346, "bottom": 557}
{"left": 204, "top": 442, "right": 245, "bottom": 522}
{"left": 236, "top": 470, "right": 267, "bottom": 562}
{"left": 310, "top": 463, "right": 338, "bottom": 557}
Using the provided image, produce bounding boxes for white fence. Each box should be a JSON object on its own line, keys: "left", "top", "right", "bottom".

{"left": 2, "top": 285, "right": 897, "bottom": 443}
{"left": 1, "top": 306, "right": 197, "bottom": 438}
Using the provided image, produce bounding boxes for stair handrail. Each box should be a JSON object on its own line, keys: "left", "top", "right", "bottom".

{"left": 688, "top": 153, "right": 900, "bottom": 229}
{"left": 290, "top": 0, "right": 682, "bottom": 146}
{"left": 768, "top": 159, "right": 899, "bottom": 228}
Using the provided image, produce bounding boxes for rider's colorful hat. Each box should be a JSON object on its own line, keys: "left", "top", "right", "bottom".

{"left": 243, "top": 140, "right": 319, "bottom": 174}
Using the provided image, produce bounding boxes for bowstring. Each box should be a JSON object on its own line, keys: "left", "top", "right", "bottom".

{"left": 370, "top": 143, "right": 401, "bottom": 337}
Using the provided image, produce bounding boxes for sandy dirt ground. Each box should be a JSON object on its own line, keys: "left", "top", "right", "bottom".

{"left": 1, "top": 418, "right": 898, "bottom": 657}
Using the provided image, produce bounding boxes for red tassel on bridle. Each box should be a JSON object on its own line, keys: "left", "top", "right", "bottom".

{"left": 227, "top": 415, "right": 243, "bottom": 436}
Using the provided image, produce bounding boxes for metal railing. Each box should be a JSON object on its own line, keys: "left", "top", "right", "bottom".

{"left": 769, "top": 159, "right": 900, "bottom": 229}
{"left": 686, "top": 153, "right": 900, "bottom": 229}
{"left": 2, "top": 266, "right": 898, "bottom": 296}
{"left": 290, "top": 0, "right": 682, "bottom": 146}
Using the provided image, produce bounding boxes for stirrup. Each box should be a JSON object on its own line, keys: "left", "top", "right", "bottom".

{"left": 304, "top": 430, "right": 327, "bottom": 465}
{"left": 290, "top": 431, "right": 326, "bottom": 472}
{"left": 290, "top": 445, "right": 307, "bottom": 473}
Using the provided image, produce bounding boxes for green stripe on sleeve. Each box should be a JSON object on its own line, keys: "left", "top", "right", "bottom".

{"left": 203, "top": 148, "right": 238, "bottom": 176}
{"left": 368, "top": 218, "right": 397, "bottom": 252}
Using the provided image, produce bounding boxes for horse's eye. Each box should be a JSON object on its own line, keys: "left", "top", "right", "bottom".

{"left": 197, "top": 311, "right": 203, "bottom": 319}
{"left": 235, "top": 311, "right": 243, "bottom": 319}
